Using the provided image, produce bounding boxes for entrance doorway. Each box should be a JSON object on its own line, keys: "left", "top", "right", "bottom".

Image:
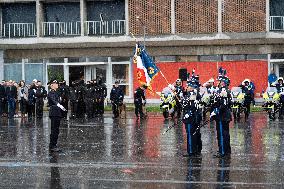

{"left": 69, "top": 66, "right": 84, "bottom": 84}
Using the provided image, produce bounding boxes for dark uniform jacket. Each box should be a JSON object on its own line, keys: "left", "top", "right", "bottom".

{"left": 69, "top": 87, "right": 78, "bottom": 102}
{"left": 182, "top": 90, "right": 202, "bottom": 125}
{"left": 110, "top": 86, "right": 124, "bottom": 103}
{"left": 6, "top": 85, "right": 17, "bottom": 99}
{"left": 0, "top": 85, "right": 5, "bottom": 101}
{"left": 134, "top": 87, "right": 145, "bottom": 104}
{"left": 212, "top": 87, "right": 232, "bottom": 122}
{"left": 35, "top": 86, "right": 47, "bottom": 100}
{"left": 48, "top": 89, "right": 62, "bottom": 118}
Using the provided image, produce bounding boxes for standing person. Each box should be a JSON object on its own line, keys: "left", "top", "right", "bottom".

{"left": 275, "top": 77, "right": 284, "bottom": 119}
{"left": 97, "top": 77, "right": 107, "bottom": 115}
{"left": 18, "top": 80, "right": 28, "bottom": 118}
{"left": 35, "top": 81, "right": 47, "bottom": 119}
{"left": 93, "top": 79, "right": 99, "bottom": 116}
{"left": 47, "top": 79, "right": 67, "bottom": 153}
{"left": 0, "top": 80, "right": 6, "bottom": 117}
{"left": 182, "top": 81, "right": 202, "bottom": 157}
{"left": 134, "top": 84, "right": 147, "bottom": 119}
{"left": 58, "top": 80, "right": 69, "bottom": 119}
{"left": 27, "top": 83, "right": 37, "bottom": 120}
{"left": 211, "top": 77, "right": 232, "bottom": 158}
{"left": 239, "top": 79, "right": 253, "bottom": 119}
{"left": 76, "top": 80, "right": 86, "bottom": 118}
{"left": 69, "top": 81, "right": 78, "bottom": 119}
{"left": 110, "top": 81, "right": 124, "bottom": 118}
{"left": 174, "top": 79, "right": 184, "bottom": 118}
{"left": 84, "top": 81, "right": 95, "bottom": 119}
{"left": 6, "top": 80, "right": 17, "bottom": 119}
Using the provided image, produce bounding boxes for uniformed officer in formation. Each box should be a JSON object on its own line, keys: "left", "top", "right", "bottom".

{"left": 47, "top": 79, "right": 67, "bottom": 153}
{"left": 110, "top": 81, "right": 124, "bottom": 118}
{"left": 182, "top": 80, "right": 202, "bottom": 157}
{"left": 96, "top": 78, "right": 107, "bottom": 115}
{"left": 134, "top": 84, "right": 147, "bottom": 119}
{"left": 58, "top": 80, "right": 70, "bottom": 119}
{"left": 239, "top": 79, "right": 254, "bottom": 119}
{"left": 173, "top": 79, "right": 185, "bottom": 118}
{"left": 35, "top": 80, "right": 47, "bottom": 119}
{"left": 85, "top": 80, "right": 95, "bottom": 119}
{"left": 211, "top": 72, "right": 232, "bottom": 158}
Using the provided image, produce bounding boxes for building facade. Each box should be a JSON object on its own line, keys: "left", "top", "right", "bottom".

{"left": 1, "top": 0, "right": 284, "bottom": 101}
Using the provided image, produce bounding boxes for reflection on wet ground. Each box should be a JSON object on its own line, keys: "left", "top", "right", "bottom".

{"left": 0, "top": 112, "right": 283, "bottom": 188}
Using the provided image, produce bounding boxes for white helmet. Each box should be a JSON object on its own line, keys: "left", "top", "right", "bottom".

{"left": 176, "top": 78, "right": 181, "bottom": 83}
{"left": 278, "top": 77, "right": 284, "bottom": 82}
{"left": 208, "top": 78, "right": 215, "bottom": 83}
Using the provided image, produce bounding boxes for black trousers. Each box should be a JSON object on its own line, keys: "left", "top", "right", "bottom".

{"left": 20, "top": 98, "right": 27, "bottom": 114}
{"left": 85, "top": 99, "right": 94, "bottom": 118}
{"left": 27, "top": 104, "right": 35, "bottom": 118}
{"left": 134, "top": 102, "right": 144, "bottom": 117}
{"left": 49, "top": 117, "right": 61, "bottom": 149}
{"left": 185, "top": 123, "right": 202, "bottom": 155}
{"left": 112, "top": 102, "right": 119, "bottom": 118}
{"left": 62, "top": 100, "right": 68, "bottom": 118}
{"left": 215, "top": 120, "right": 231, "bottom": 155}
{"left": 70, "top": 101, "right": 78, "bottom": 118}
{"left": 97, "top": 98, "right": 105, "bottom": 114}
{"left": 0, "top": 99, "right": 4, "bottom": 115}
{"left": 36, "top": 99, "right": 44, "bottom": 118}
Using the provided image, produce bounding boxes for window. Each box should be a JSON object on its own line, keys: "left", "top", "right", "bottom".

{"left": 4, "top": 63, "right": 22, "bottom": 82}
{"left": 112, "top": 64, "right": 130, "bottom": 96}
{"left": 88, "top": 57, "right": 108, "bottom": 62}
{"left": 223, "top": 55, "right": 246, "bottom": 61}
{"left": 49, "top": 58, "right": 65, "bottom": 63}
{"left": 246, "top": 54, "right": 267, "bottom": 60}
{"left": 199, "top": 55, "right": 222, "bottom": 62}
{"left": 155, "top": 56, "right": 176, "bottom": 62}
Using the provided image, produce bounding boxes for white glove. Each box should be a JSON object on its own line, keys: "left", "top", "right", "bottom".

{"left": 168, "top": 84, "right": 174, "bottom": 90}
{"left": 184, "top": 114, "right": 189, "bottom": 118}
{"left": 57, "top": 103, "right": 67, "bottom": 111}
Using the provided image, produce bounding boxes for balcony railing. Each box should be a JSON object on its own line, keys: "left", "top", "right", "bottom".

{"left": 2, "top": 23, "right": 36, "bottom": 38}
{"left": 42, "top": 21, "right": 81, "bottom": 36}
{"left": 270, "top": 16, "right": 284, "bottom": 31}
{"left": 86, "top": 20, "right": 126, "bottom": 35}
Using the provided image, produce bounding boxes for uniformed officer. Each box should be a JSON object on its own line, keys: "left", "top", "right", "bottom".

{"left": 58, "top": 80, "right": 69, "bottom": 119}
{"left": 110, "top": 81, "right": 124, "bottom": 118}
{"left": 211, "top": 76, "right": 232, "bottom": 158}
{"left": 174, "top": 79, "right": 184, "bottom": 118}
{"left": 85, "top": 81, "right": 95, "bottom": 119}
{"left": 47, "top": 79, "right": 67, "bottom": 153}
{"left": 134, "top": 84, "right": 147, "bottom": 118}
{"left": 35, "top": 81, "right": 47, "bottom": 119}
{"left": 275, "top": 77, "right": 284, "bottom": 119}
{"left": 76, "top": 80, "right": 86, "bottom": 118}
{"left": 6, "top": 80, "right": 17, "bottom": 119}
{"left": 182, "top": 81, "right": 202, "bottom": 157}
{"left": 69, "top": 81, "right": 78, "bottom": 119}
{"left": 239, "top": 79, "right": 253, "bottom": 119}
{"left": 0, "top": 80, "right": 6, "bottom": 117}
{"left": 27, "top": 83, "right": 37, "bottom": 120}
{"left": 97, "top": 78, "right": 107, "bottom": 115}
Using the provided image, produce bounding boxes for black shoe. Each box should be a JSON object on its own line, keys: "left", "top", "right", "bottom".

{"left": 49, "top": 147, "right": 62, "bottom": 153}
{"left": 213, "top": 152, "right": 230, "bottom": 159}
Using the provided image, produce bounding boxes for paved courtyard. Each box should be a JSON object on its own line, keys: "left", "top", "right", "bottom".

{"left": 0, "top": 112, "right": 283, "bottom": 188}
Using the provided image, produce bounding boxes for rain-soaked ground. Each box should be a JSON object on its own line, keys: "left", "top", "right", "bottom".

{"left": 0, "top": 112, "right": 284, "bottom": 189}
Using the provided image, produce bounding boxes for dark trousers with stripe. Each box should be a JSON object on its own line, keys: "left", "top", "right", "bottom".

{"left": 185, "top": 123, "right": 202, "bottom": 155}
{"left": 215, "top": 120, "right": 231, "bottom": 155}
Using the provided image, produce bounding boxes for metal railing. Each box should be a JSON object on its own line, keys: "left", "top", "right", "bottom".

{"left": 86, "top": 20, "right": 125, "bottom": 35}
{"left": 42, "top": 21, "right": 81, "bottom": 36}
{"left": 270, "top": 16, "right": 284, "bottom": 31}
{"left": 2, "top": 23, "right": 36, "bottom": 38}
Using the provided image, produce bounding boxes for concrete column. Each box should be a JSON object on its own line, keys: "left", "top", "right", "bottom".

{"left": 125, "top": 0, "right": 129, "bottom": 35}
{"left": 266, "top": 0, "right": 270, "bottom": 32}
{"left": 80, "top": 0, "right": 87, "bottom": 36}
{"left": 22, "top": 59, "right": 26, "bottom": 81}
{"left": 36, "top": 0, "right": 44, "bottom": 37}
{"left": 0, "top": 5, "right": 2, "bottom": 37}
{"left": 0, "top": 50, "right": 3, "bottom": 81}
{"left": 171, "top": 0, "right": 175, "bottom": 34}
{"left": 129, "top": 57, "right": 133, "bottom": 98}
{"left": 218, "top": 0, "right": 223, "bottom": 33}
{"left": 106, "top": 57, "right": 112, "bottom": 99}
{"left": 63, "top": 58, "right": 69, "bottom": 85}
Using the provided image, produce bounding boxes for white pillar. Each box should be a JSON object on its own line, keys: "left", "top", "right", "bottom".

{"left": 106, "top": 57, "right": 112, "bottom": 99}
{"left": 36, "top": 0, "right": 44, "bottom": 37}
{"left": 129, "top": 57, "right": 133, "bottom": 98}
{"left": 0, "top": 50, "right": 3, "bottom": 81}
{"left": 266, "top": 0, "right": 270, "bottom": 32}
{"left": 268, "top": 54, "right": 271, "bottom": 87}
{"left": 0, "top": 5, "right": 2, "bottom": 37}
{"left": 22, "top": 59, "right": 26, "bottom": 81}
{"left": 63, "top": 58, "right": 69, "bottom": 85}
{"left": 171, "top": 0, "right": 175, "bottom": 34}
{"left": 218, "top": 0, "right": 223, "bottom": 33}
{"left": 125, "top": 0, "right": 129, "bottom": 35}
{"left": 80, "top": 0, "right": 87, "bottom": 36}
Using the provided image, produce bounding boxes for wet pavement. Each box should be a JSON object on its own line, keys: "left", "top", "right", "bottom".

{"left": 0, "top": 112, "right": 284, "bottom": 188}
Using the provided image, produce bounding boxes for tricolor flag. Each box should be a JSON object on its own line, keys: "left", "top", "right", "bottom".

{"left": 133, "top": 43, "right": 159, "bottom": 87}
